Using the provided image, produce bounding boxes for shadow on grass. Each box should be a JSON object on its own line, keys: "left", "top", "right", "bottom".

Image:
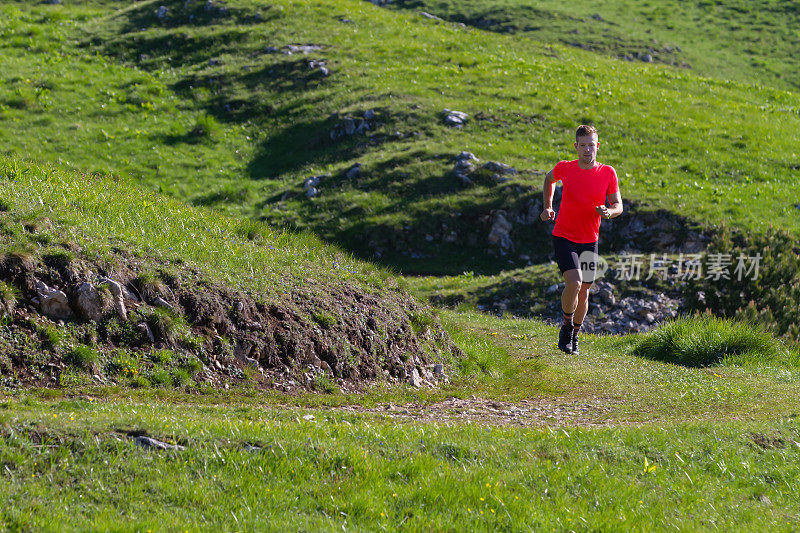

{"left": 110, "top": 0, "right": 273, "bottom": 33}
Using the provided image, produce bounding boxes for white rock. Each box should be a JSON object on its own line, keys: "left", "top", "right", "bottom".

{"left": 35, "top": 281, "right": 73, "bottom": 321}
{"left": 487, "top": 212, "right": 514, "bottom": 251}
{"left": 410, "top": 368, "right": 422, "bottom": 388}
{"left": 153, "top": 296, "right": 173, "bottom": 310}
{"left": 99, "top": 277, "right": 128, "bottom": 320}
{"left": 75, "top": 282, "right": 106, "bottom": 322}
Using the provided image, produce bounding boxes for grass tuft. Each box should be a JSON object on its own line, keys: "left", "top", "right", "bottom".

{"left": 632, "top": 315, "right": 796, "bottom": 368}
{"left": 64, "top": 345, "right": 99, "bottom": 370}
{"left": 0, "top": 280, "right": 18, "bottom": 313}
{"left": 312, "top": 311, "right": 336, "bottom": 329}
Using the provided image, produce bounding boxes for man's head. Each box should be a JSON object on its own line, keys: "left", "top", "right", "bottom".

{"left": 574, "top": 125, "right": 598, "bottom": 167}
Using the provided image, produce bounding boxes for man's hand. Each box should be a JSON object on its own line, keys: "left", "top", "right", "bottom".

{"left": 540, "top": 208, "right": 555, "bottom": 222}
{"left": 595, "top": 205, "right": 611, "bottom": 219}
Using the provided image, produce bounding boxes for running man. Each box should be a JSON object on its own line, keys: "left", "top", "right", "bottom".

{"left": 540, "top": 125, "right": 623, "bottom": 354}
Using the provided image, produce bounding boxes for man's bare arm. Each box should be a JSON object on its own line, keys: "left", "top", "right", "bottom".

{"left": 540, "top": 170, "right": 557, "bottom": 221}
{"left": 596, "top": 191, "right": 623, "bottom": 219}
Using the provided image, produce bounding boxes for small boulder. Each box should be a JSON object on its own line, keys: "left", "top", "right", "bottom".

{"left": 487, "top": 212, "right": 514, "bottom": 252}
{"left": 156, "top": 6, "right": 168, "bottom": 20}
{"left": 442, "top": 109, "right": 469, "bottom": 127}
{"left": 410, "top": 367, "right": 422, "bottom": 388}
{"left": 345, "top": 163, "right": 362, "bottom": 179}
{"left": 35, "top": 281, "right": 73, "bottom": 321}
{"left": 74, "top": 282, "right": 109, "bottom": 322}
{"left": 482, "top": 161, "right": 518, "bottom": 175}
{"left": 99, "top": 277, "right": 128, "bottom": 320}
{"left": 137, "top": 322, "right": 155, "bottom": 344}
{"left": 134, "top": 436, "right": 185, "bottom": 451}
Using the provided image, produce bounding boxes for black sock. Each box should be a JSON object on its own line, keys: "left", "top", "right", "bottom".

{"left": 573, "top": 322, "right": 582, "bottom": 336}
{"left": 562, "top": 311, "right": 574, "bottom": 328}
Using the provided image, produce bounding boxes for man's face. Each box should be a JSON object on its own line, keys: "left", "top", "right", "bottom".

{"left": 575, "top": 134, "right": 598, "bottom": 165}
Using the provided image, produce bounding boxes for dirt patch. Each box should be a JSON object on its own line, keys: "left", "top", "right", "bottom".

{"left": 328, "top": 396, "right": 623, "bottom": 427}
{"left": 749, "top": 432, "right": 786, "bottom": 450}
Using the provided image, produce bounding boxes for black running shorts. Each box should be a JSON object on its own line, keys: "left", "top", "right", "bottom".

{"left": 553, "top": 235, "right": 599, "bottom": 276}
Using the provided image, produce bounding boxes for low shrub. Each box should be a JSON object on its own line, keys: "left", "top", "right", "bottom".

{"left": 633, "top": 315, "right": 797, "bottom": 368}
{"left": 107, "top": 350, "right": 140, "bottom": 378}
{"left": 190, "top": 114, "right": 220, "bottom": 139}
{"left": 171, "top": 368, "right": 191, "bottom": 387}
{"left": 39, "top": 324, "right": 64, "bottom": 350}
{"left": 685, "top": 227, "right": 800, "bottom": 343}
{"left": 177, "top": 353, "right": 204, "bottom": 375}
{"left": 409, "top": 312, "right": 435, "bottom": 334}
{"left": 311, "top": 373, "right": 337, "bottom": 394}
{"left": 149, "top": 349, "right": 174, "bottom": 365}
{"left": 149, "top": 369, "right": 171, "bottom": 387}
{"left": 128, "top": 375, "right": 151, "bottom": 389}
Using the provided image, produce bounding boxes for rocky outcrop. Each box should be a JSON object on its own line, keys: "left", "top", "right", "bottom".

{"left": 0, "top": 244, "right": 459, "bottom": 392}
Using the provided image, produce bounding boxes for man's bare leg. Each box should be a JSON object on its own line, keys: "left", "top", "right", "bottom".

{"left": 558, "top": 269, "right": 582, "bottom": 352}
{"left": 574, "top": 282, "right": 592, "bottom": 324}
{"left": 571, "top": 282, "right": 592, "bottom": 354}
{"left": 561, "top": 269, "right": 582, "bottom": 315}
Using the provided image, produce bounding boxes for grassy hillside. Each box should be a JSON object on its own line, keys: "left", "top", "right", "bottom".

{"left": 2, "top": 3, "right": 800, "bottom": 529}
{"left": 385, "top": 0, "right": 800, "bottom": 91}
{"left": 0, "top": 157, "right": 463, "bottom": 391}
{"left": 0, "top": 0, "right": 798, "bottom": 277}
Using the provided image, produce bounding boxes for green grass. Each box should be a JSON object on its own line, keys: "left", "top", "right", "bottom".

{"left": 1, "top": 396, "right": 799, "bottom": 531}
{"left": 0, "top": 0, "right": 798, "bottom": 278}
{"left": 384, "top": 0, "right": 800, "bottom": 91}
{"left": 63, "top": 345, "right": 99, "bottom": 370}
{"left": 0, "top": 157, "right": 387, "bottom": 296}
{"left": 1, "top": 1, "right": 800, "bottom": 528}
{"left": 634, "top": 315, "right": 800, "bottom": 368}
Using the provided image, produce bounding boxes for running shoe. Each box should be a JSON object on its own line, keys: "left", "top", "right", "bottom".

{"left": 571, "top": 332, "right": 580, "bottom": 355}
{"left": 558, "top": 324, "right": 573, "bottom": 353}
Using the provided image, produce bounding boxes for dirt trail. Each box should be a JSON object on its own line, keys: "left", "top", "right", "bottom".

{"left": 326, "top": 396, "right": 624, "bottom": 427}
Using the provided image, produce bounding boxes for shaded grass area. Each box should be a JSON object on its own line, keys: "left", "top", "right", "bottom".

{"left": 1, "top": 397, "right": 799, "bottom": 531}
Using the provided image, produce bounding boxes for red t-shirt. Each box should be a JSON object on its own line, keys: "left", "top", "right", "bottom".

{"left": 551, "top": 160, "right": 619, "bottom": 243}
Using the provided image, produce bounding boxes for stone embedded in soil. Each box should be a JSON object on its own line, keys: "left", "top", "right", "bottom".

{"left": 133, "top": 435, "right": 185, "bottom": 451}
{"left": 74, "top": 282, "right": 107, "bottom": 322}
{"left": 487, "top": 211, "right": 514, "bottom": 252}
{"left": 345, "top": 163, "right": 362, "bottom": 179}
{"left": 442, "top": 109, "right": 469, "bottom": 127}
{"left": 137, "top": 322, "right": 155, "bottom": 344}
{"left": 35, "top": 280, "right": 73, "bottom": 321}
{"left": 100, "top": 277, "right": 128, "bottom": 320}
{"left": 153, "top": 296, "right": 173, "bottom": 310}
{"left": 410, "top": 367, "right": 422, "bottom": 388}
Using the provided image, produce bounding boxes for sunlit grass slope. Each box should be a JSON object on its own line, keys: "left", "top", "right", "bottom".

{"left": 0, "top": 0, "right": 797, "bottom": 272}
{"left": 0, "top": 157, "right": 387, "bottom": 296}
{"left": 386, "top": 0, "right": 800, "bottom": 91}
